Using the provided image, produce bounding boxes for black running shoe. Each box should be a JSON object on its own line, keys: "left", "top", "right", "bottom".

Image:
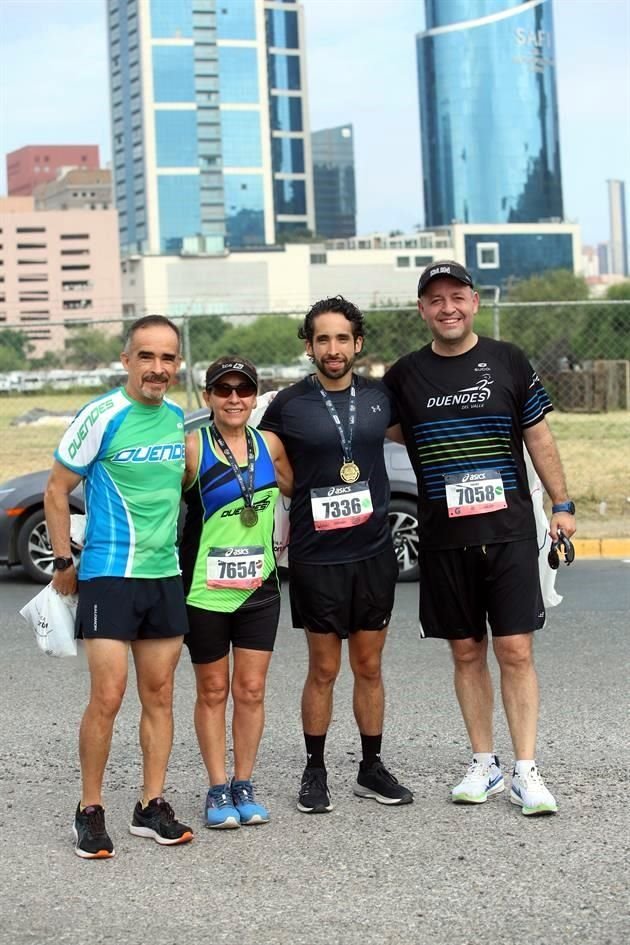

{"left": 73, "top": 803, "right": 115, "bottom": 859}
{"left": 129, "top": 797, "right": 194, "bottom": 845}
{"left": 353, "top": 761, "right": 413, "bottom": 806}
{"left": 297, "top": 766, "right": 333, "bottom": 813}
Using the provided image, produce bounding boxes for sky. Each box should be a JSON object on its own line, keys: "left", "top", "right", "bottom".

{"left": 0, "top": 0, "right": 628, "bottom": 246}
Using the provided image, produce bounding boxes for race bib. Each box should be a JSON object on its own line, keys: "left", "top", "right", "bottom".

{"left": 444, "top": 470, "right": 507, "bottom": 518}
{"left": 310, "top": 482, "right": 373, "bottom": 531}
{"left": 206, "top": 546, "right": 264, "bottom": 589}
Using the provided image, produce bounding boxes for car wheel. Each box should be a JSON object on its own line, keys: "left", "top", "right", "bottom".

{"left": 17, "top": 509, "right": 56, "bottom": 583}
{"left": 389, "top": 497, "right": 419, "bottom": 582}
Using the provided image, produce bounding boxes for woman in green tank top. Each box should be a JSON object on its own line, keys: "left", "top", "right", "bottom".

{"left": 181, "top": 357, "right": 292, "bottom": 829}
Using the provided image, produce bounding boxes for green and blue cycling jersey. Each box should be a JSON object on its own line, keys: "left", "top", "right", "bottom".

{"left": 55, "top": 388, "right": 185, "bottom": 579}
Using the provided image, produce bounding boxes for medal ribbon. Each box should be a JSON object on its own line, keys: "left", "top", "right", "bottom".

{"left": 211, "top": 424, "right": 256, "bottom": 512}
{"left": 314, "top": 377, "right": 356, "bottom": 465}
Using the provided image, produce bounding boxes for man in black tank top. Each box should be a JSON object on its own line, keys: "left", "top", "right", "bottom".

{"left": 260, "top": 296, "right": 413, "bottom": 813}
{"left": 384, "top": 260, "right": 577, "bottom": 817}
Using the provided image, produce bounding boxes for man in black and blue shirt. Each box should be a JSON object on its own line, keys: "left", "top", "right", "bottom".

{"left": 384, "top": 260, "right": 576, "bottom": 816}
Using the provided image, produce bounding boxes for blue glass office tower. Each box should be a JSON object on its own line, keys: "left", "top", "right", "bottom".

{"left": 312, "top": 124, "right": 357, "bottom": 238}
{"left": 417, "top": 0, "right": 564, "bottom": 226}
{"left": 107, "top": 0, "right": 314, "bottom": 253}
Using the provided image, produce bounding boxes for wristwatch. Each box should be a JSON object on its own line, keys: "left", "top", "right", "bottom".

{"left": 551, "top": 501, "right": 576, "bottom": 515}
{"left": 52, "top": 556, "right": 74, "bottom": 571}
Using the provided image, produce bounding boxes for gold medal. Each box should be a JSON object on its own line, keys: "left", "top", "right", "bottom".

{"left": 340, "top": 461, "right": 360, "bottom": 484}
{"left": 240, "top": 507, "right": 258, "bottom": 527}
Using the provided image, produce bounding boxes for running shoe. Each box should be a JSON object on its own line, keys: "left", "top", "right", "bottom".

{"left": 73, "top": 803, "right": 115, "bottom": 859}
{"left": 297, "top": 766, "right": 333, "bottom": 813}
{"left": 205, "top": 783, "right": 241, "bottom": 829}
{"left": 353, "top": 760, "right": 413, "bottom": 805}
{"left": 452, "top": 756, "right": 505, "bottom": 804}
{"left": 129, "top": 797, "right": 194, "bottom": 844}
{"left": 510, "top": 765, "right": 558, "bottom": 816}
{"left": 231, "top": 779, "right": 270, "bottom": 825}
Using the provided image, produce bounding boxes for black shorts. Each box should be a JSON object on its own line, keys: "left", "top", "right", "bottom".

{"left": 289, "top": 545, "right": 398, "bottom": 638}
{"left": 185, "top": 595, "right": 281, "bottom": 664}
{"left": 76, "top": 576, "right": 188, "bottom": 642}
{"left": 418, "top": 539, "right": 545, "bottom": 641}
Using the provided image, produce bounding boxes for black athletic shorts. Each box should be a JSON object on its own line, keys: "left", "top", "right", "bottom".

{"left": 418, "top": 538, "right": 545, "bottom": 641}
{"left": 185, "top": 595, "right": 281, "bottom": 664}
{"left": 289, "top": 545, "right": 398, "bottom": 638}
{"left": 76, "top": 576, "right": 188, "bottom": 642}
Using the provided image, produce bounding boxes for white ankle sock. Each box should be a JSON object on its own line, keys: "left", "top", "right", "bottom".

{"left": 514, "top": 759, "right": 535, "bottom": 776}
{"left": 473, "top": 752, "right": 495, "bottom": 767}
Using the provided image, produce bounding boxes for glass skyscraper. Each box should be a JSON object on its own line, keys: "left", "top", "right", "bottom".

{"left": 417, "top": 0, "right": 564, "bottom": 227}
{"left": 311, "top": 124, "right": 357, "bottom": 239}
{"left": 107, "top": 0, "right": 314, "bottom": 253}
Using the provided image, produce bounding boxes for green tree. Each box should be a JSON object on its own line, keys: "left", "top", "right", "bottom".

{"left": 0, "top": 329, "right": 32, "bottom": 372}
{"left": 188, "top": 314, "right": 227, "bottom": 363}
{"left": 210, "top": 315, "right": 304, "bottom": 365}
{"left": 65, "top": 327, "right": 124, "bottom": 369}
{"left": 500, "top": 270, "right": 591, "bottom": 374}
{"left": 606, "top": 280, "right": 630, "bottom": 300}
{"left": 29, "top": 350, "right": 63, "bottom": 369}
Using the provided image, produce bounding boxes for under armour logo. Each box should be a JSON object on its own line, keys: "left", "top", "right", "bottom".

{"left": 371, "top": 405, "right": 382, "bottom": 413}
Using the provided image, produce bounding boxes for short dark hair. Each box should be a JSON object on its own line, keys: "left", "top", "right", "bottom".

{"left": 298, "top": 295, "right": 365, "bottom": 344}
{"left": 123, "top": 314, "right": 181, "bottom": 353}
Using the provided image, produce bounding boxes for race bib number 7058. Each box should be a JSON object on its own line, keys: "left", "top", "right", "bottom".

{"left": 443, "top": 469, "right": 507, "bottom": 518}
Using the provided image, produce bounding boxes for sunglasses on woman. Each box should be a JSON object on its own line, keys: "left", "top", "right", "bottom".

{"left": 209, "top": 381, "right": 257, "bottom": 398}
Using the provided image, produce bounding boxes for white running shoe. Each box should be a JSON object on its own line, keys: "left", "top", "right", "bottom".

{"left": 510, "top": 765, "right": 558, "bottom": 816}
{"left": 451, "top": 756, "right": 505, "bottom": 804}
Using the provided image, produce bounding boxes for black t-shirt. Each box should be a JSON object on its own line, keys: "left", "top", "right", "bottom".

{"left": 383, "top": 336, "right": 553, "bottom": 550}
{"left": 258, "top": 374, "right": 396, "bottom": 564}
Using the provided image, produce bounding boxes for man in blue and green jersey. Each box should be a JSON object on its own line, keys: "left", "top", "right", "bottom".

{"left": 45, "top": 315, "right": 193, "bottom": 859}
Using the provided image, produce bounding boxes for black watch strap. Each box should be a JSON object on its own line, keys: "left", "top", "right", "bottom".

{"left": 53, "top": 556, "right": 74, "bottom": 571}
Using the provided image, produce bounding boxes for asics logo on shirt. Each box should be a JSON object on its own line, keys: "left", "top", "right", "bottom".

{"left": 112, "top": 443, "right": 185, "bottom": 463}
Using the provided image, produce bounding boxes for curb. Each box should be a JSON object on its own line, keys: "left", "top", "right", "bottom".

{"left": 572, "top": 539, "right": 630, "bottom": 558}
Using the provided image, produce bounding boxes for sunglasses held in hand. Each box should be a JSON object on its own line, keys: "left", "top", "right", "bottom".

{"left": 547, "top": 529, "right": 575, "bottom": 570}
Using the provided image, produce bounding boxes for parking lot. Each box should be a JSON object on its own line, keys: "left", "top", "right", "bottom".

{"left": 1, "top": 561, "right": 628, "bottom": 945}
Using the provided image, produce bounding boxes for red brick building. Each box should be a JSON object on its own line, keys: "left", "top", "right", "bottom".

{"left": 6, "top": 146, "right": 100, "bottom": 196}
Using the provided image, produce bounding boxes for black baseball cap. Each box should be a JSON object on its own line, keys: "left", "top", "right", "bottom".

{"left": 205, "top": 357, "right": 258, "bottom": 390}
{"left": 418, "top": 260, "right": 474, "bottom": 297}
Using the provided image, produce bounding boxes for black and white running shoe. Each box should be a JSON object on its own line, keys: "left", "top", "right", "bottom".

{"left": 129, "top": 797, "right": 194, "bottom": 845}
{"left": 353, "top": 761, "right": 413, "bottom": 805}
{"left": 297, "top": 766, "right": 333, "bottom": 814}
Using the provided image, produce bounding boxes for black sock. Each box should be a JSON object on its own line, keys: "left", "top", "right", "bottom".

{"left": 360, "top": 733, "right": 382, "bottom": 767}
{"left": 304, "top": 732, "right": 326, "bottom": 768}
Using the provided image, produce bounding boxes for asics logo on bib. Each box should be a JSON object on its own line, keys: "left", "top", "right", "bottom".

{"left": 461, "top": 473, "right": 486, "bottom": 483}
{"left": 327, "top": 485, "right": 352, "bottom": 496}
{"left": 67, "top": 398, "right": 114, "bottom": 459}
{"left": 112, "top": 443, "right": 185, "bottom": 463}
{"left": 222, "top": 547, "right": 252, "bottom": 557}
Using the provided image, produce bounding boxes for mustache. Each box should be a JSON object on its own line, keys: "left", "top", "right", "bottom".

{"left": 143, "top": 374, "right": 169, "bottom": 383}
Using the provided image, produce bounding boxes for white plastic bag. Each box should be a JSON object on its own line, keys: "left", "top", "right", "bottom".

{"left": 19, "top": 583, "right": 78, "bottom": 658}
{"left": 525, "top": 449, "right": 563, "bottom": 610}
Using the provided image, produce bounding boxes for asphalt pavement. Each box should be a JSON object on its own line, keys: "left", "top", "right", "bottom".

{"left": 1, "top": 561, "right": 628, "bottom": 945}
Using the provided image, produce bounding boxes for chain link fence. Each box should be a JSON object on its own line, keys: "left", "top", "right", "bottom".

{"left": 1, "top": 299, "right": 629, "bottom": 537}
